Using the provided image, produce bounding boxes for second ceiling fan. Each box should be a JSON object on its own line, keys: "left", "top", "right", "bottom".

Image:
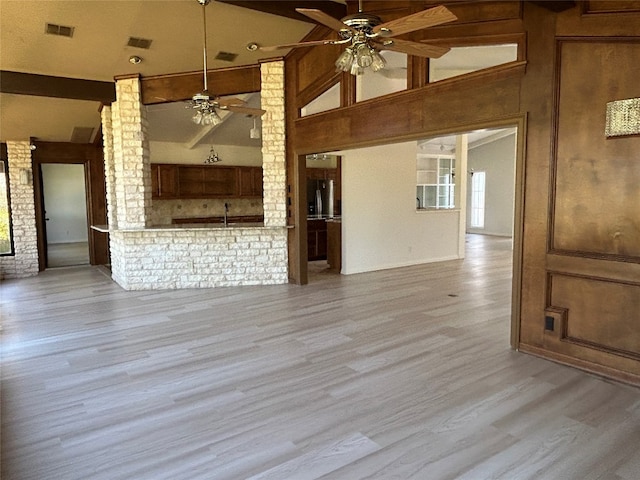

{"left": 261, "top": 1, "right": 458, "bottom": 75}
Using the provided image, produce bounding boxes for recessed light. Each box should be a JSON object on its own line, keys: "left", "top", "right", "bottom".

{"left": 246, "top": 42, "right": 260, "bottom": 51}
{"left": 129, "top": 55, "right": 142, "bottom": 65}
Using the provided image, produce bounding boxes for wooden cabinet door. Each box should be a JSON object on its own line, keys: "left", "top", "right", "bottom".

{"left": 178, "top": 166, "right": 204, "bottom": 196}
{"left": 203, "top": 167, "right": 237, "bottom": 196}
{"left": 157, "top": 165, "right": 177, "bottom": 198}
{"left": 307, "top": 219, "right": 328, "bottom": 261}
{"left": 238, "top": 167, "right": 263, "bottom": 196}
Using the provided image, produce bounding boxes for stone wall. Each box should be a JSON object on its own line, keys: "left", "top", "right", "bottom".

{"left": 0, "top": 142, "right": 38, "bottom": 279}
{"left": 110, "top": 227, "right": 288, "bottom": 289}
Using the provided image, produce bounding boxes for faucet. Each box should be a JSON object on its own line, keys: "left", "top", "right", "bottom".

{"left": 223, "top": 202, "right": 229, "bottom": 227}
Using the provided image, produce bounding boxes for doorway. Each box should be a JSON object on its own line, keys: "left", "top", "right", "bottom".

{"left": 41, "top": 163, "right": 90, "bottom": 267}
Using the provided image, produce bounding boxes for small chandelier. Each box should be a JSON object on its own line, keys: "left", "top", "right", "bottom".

{"left": 335, "top": 36, "right": 386, "bottom": 76}
{"left": 190, "top": 93, "right": 222, "bottom": 125}
{"left": 204, "top": 146, "right": 221, "bottom": 164}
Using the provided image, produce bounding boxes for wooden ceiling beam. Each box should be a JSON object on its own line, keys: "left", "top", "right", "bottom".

{"left": 215, "top": 0, "right": 347, "bottom": 22}
{"left": 527, "top": 1, "right": 577, "bottom": 13}
{"left": 0, "top": 71, "right": 115, "bottom": 103}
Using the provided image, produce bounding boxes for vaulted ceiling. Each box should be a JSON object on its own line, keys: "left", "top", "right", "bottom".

{"left": 0, "top": 0, "right": 574, "bottom": 146}
{"left": 0, "top": 0, "right": 319, "bottom": 144}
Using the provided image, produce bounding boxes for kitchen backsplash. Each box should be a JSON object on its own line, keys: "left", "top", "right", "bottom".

{"left": 150, "top": 198, "right": 264, "bottom": 225}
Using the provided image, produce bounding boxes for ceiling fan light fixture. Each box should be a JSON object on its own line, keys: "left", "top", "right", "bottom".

{"left": 335, "top": 47, "right": 354, "bottom": 72}
{"left": 358, "top": 45, "right": 375, "bottom": 68}
{"left": 371, "top": 50, "right": 386, "bottom": 72}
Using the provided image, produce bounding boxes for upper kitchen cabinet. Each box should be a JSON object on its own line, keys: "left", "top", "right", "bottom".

{"left": 238, "top": 166, "right": 263, "bottom": 197}
{"left": 151, "top": 164, "right": 178, "bottom": 198}
{"left": 151, "top": 164, "right": 263, "bottom": 199}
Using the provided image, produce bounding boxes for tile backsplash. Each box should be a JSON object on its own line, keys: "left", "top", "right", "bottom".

{"left": 150, "top": 198, "right": 264, "bottom": 225}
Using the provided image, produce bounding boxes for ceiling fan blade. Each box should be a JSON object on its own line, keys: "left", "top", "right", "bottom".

{"left": 375, "top": 38, "right": 450, "bottom": 58}
{"left": 372, "top": 5, "right": 457, "bottom": 37}
{"left": 260, "top": 39, "right": 338, "bottom": 52}
{"left": 225, "top": 105, "right": 266, "bottom": 116}
{"left": 216, "top": 97, "right": 246, "bottom": 107}
{"left": 296, "top": 8, "right": 356, "bottom": 34}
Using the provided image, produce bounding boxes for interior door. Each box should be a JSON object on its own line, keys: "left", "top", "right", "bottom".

{"left": 41, "top": 163, "right": 90, "bottom": 267}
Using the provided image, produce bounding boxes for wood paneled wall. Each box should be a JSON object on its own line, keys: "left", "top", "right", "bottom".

{"left": 283, "top": 1, "right": 640, "bottom": 384}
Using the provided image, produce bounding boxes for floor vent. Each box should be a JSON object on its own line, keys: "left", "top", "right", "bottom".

{"left": 215, "top": 51, "right": 238, "bottom": 62}
{"left": 45, "top": 23, "right": 74, "bottom": 38}
{"left": 127, "top": 37, "right": 152, "bottom": 49}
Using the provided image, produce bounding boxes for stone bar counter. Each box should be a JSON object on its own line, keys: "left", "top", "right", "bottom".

{"left": 99, "top": 60, "right": 288, "bottom": 290}
{"left": 91, "top": 223, "right": 289, "bottom": 290}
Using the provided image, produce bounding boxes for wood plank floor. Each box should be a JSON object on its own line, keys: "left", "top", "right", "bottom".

{"left": 1, "top": 235, "right": 639, "bottom": 480}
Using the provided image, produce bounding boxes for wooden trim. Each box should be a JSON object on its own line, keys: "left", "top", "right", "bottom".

{"left": 519, "top": 343, "right": 640, "bottom": 387}
{"left": 294, "top": 61, "right": 526, "bottom": 154}
{"left": 140, "top": 64, "right": 261, "bottom": 105}
{"left": 296, "top": 72, "right": 341, "bottom": 110}
{"left": 0, "top": 70, "right": 115, "bottom": 103}
{"left": 510, "top": 114, "right": 527, "bottom": 350}
{"left": 216, "top": 0, "right": 346, "bottom": 23}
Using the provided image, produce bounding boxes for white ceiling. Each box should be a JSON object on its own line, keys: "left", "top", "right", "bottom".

{"left": 0, "top": 0, "right": 314, "bottom": 144}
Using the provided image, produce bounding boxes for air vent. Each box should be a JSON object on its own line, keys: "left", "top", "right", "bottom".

{"left": 70, "top": 127, "right": 95, "bottom": 144}
{"left": 215, "top": 51, "right": 238, "bottom": 62}
{"left": 127, "top": 37, "right": 152, "bottom": 49}
{"left": 45, "top": 23, "right": 74, "bottom": 38}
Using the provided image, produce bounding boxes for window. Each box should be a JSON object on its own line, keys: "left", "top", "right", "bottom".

{"left": 416, "top": 155, "right": 455, "bottom": 209}
{"left": 470, "top": 171, "right": 486, "bottom": 228}
{"left": 0, "top": 156, "right": 14, "bottom": 255}
{"left": 301, "top": 83, "right": 341, "bottom": 117}
{"left": 429, "top": 43, "right": 518, "bottom": 83}
{"left": 356, "top": 51, "right": 407, "bottom": 102}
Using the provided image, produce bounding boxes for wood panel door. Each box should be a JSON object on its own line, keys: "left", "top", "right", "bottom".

{"left": 536, "top": 40, "right": 640, "bottom": 384}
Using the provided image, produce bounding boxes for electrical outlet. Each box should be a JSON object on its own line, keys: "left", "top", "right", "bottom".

{"left": 544, "top": 316, "right": 554, "bottom": 331}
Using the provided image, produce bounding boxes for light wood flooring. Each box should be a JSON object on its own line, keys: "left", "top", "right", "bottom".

{"left": 1, "top": 235, "right": 639, "bottom": 480}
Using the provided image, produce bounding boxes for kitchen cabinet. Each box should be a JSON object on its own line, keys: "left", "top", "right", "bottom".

{"left": 151, "top": 164, "right": 178, "bottom": 198}
{"left": 150, "top": 164, "right": 262, "bottom": 199}
{"left": 203, "top": 167, "right": 237, "bottom": 196}
{"left": 238, "top": 166, "right": 263, "bottom": 197}
{"left": 307, "top": 218, "right": 327, "bottom": 261}
{"left": 327, "top": 220, "right": 341, "bottom": 272}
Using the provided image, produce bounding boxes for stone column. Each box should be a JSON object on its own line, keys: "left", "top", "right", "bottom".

{"left": 111, "top": 76, "right": 151, "bottom": 229}
{"left": 260, "top": 60, "right": 287, "bottom": 228}
{"left": 0, "top": 141, "right": 38, "bottom": 278}
{"left": 101, "top": 105, "right": 118, "bottom": 229}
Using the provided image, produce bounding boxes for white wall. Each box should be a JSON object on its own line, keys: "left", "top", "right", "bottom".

{"left": 466, "top": 133, "right": 516, "bottom": 237}
{"left": 149, "top": 141, "right": 262, "bottom": 166}
{"left": 341, "top": 141, "right": 462, "bottom": 275}
{"left": 41, "top": 163, "right": 88, "bottom": 244}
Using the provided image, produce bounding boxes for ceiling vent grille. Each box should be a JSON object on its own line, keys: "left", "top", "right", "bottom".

{"left": 127, "top": 37, "right": 152, "bottom": 49}
{"left": 45, "top": 23, "right": 74, "bottom": 38}
{"left": 215, "top": 51, "right": 238, "bottom": 62}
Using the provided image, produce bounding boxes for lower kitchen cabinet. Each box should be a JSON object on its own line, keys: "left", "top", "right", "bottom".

{"left": 307, "top": 218, "right": 327, "bottom": 261}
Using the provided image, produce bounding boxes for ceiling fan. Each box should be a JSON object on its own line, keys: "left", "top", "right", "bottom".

{"left": 188, "top": 0, "right": 265, "bottom": 125}
{"left": 260, "top": 0, "right": 457, "bottom": 76}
